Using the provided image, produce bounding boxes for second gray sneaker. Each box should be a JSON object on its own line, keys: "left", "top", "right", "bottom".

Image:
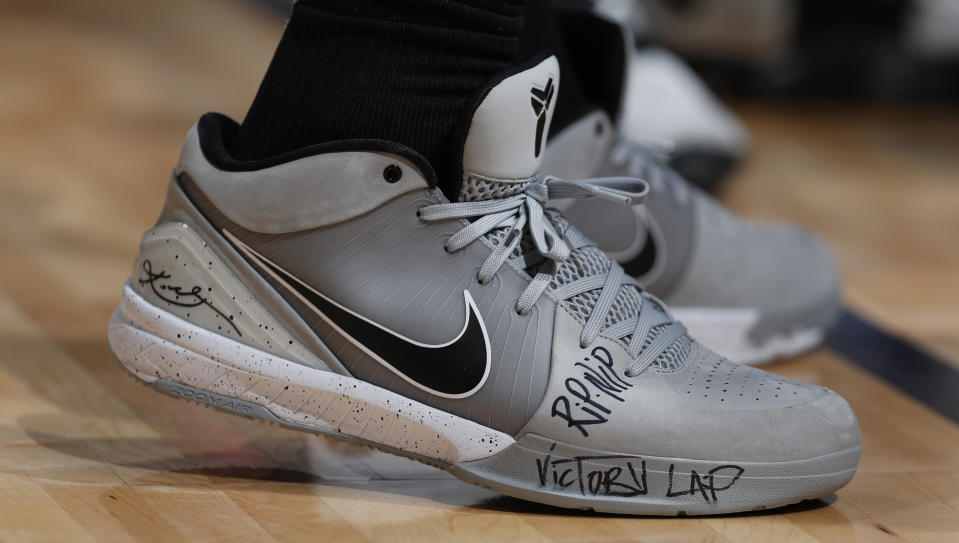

{"left": 544, "top": 111, "right": 841, "bottom": 365}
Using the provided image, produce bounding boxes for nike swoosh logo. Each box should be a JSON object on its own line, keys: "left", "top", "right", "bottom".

{"left": 620, "top": 207, "right": 668, "bottom": 284}
{"left": 223, "top": 229, "right": 491, "bottom": 399}
{"left": 623, "top": 228, "right": 657, "bottom": 278}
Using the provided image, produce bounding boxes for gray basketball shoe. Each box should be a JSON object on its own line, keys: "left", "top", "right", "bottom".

{"left": 544, "top": 110, "right": 841, "bottom": 365}
{"left": 107, "top": 56, "right": 859, "bottom": 515}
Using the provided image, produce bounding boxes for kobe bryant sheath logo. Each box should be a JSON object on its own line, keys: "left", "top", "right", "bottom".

{"left": 530, "top": 78, "right": 554, "bottom": 158}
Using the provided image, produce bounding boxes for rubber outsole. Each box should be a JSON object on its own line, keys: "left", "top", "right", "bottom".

{"left": 126, "top": 371, "right": 859, "bottom": 516}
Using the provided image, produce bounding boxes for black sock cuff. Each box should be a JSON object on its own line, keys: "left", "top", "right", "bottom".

{"left": 555, "top": 10, "right": 628, "bottom": 123}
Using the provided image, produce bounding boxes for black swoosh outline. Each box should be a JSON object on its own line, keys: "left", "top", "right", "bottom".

{"left": 623, "top": 228, "right": 657, "bottom": 278}
{"left": 620, "top": 207, "right": 669, "bottom": 284}
{"left": 222, "top": 229, "right": 492, "bottom": 399}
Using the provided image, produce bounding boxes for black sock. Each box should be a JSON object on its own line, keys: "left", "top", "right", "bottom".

{"left": 554, "top": 9, "right": 628, "bottom": 124}
{"left": 516, "top": 0, "right": 595, "bottom": 136}
{"left": 231, "top": 0, "right": 524, "bottom": 185}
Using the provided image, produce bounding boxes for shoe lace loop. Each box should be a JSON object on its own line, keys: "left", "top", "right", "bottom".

{"left": 419, "top": 175, "right": 686, "bottom": 376}
{"left": 610, "top": 138, "right": 690, "bottom": 207}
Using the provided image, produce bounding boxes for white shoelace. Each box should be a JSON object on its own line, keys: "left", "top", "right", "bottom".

{"left": 418, "top": 176, "right": 687, "bottom": 376}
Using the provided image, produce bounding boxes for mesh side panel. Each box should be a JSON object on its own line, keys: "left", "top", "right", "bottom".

{"left": 566, "top": 289, "right": 600, "bottom": 322}
{"left": 656, "top": 334, "right": 692, "bottom": 371}
{"left": 646, "top": 327, "right": 692, "bottom": 371}
{"left": 605, "top": 285, "right": 643, "bottom": 329}
{"left": 550, "top": 246, "right": 611, "bottom": 289}
{"left": 461, "top": 176, "right": 538, "bottom": 267}
{"left": 552, "top": 246, "right": 643, "bottom": 329}
{"left": 485, "top": 216, "right": 538, "bottom": 266}
{"left": 459, "top": 176, "right": 529, "bottom": 202}
{"left": 551, "top": 246, "right": 689, "bottom": 370}
{"left": 486, "top": 227, "right": 509, "bottom": 246}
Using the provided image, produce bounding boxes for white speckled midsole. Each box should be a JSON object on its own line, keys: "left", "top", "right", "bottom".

{"left": 107, "top": 284, "right": 514, "bottom": 464}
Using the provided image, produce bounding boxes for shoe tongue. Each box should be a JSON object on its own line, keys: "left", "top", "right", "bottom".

{"left": 458, "top": 55, "right": 560, "bottom": 202}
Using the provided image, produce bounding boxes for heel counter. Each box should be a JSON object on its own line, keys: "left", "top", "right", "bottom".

{"left": 130, "top": 219, "right": 330, "bottom": 371}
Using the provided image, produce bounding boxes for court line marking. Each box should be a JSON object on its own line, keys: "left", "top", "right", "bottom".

{"left": 828, "top": 309, "right": 959, "bottom": 426}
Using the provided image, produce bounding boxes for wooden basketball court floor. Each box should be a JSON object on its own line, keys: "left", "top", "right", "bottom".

{"left": 1, "top": 1, "right": 958, "bottom": 541}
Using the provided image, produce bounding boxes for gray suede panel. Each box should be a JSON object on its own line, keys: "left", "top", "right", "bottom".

{"left": 176, "top": 124, "right": 430, "bottom": 233}
{"left": 520, "top": 309, "right": 861, "bottom": 463}
{"left": 666, "top": 200, "right": 842, "bottom": 321}
{"left": 544, "top": 111, "right": 841, "bottom": 340}
{"left": 174, "top": 175, "right": 554, "bottom": 436}
{"left": 747, "top": 285, "right": 841, "bottom": 344}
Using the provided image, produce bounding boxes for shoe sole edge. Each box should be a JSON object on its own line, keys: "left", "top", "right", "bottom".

{"left": 108, "top": 283, "right": 860, "bottom": 515}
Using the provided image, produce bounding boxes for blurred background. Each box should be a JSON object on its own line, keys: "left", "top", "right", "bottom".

{"left": 619, "top": 0, "right": 959, "bottom": 99}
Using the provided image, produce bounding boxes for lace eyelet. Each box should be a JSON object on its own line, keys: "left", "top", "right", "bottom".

{"left": 477, "top": 275, "right": 489, "bottom": 285}
{"left": 515, "top": 307, "right": 527, "bottom": 316}
{"left": 383, "top": 164, "right": 402, "bottom": 183}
